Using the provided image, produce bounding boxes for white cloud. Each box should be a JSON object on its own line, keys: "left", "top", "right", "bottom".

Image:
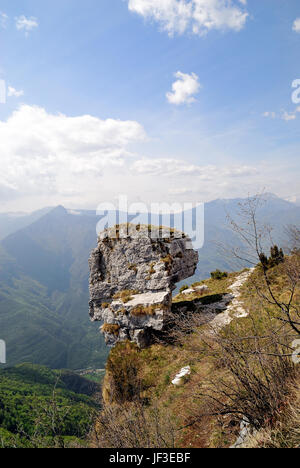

{"left": 166, "top": 71, "right": 201, "bottom": 105}
{"left": 0, "top": 12, "right": 8, "bottom": 28}
{"left": 7, "top": 86, "right": 24, "bottom": 98}
{"left": 263, "top": 111, "right": 276, "bottom": 119}
{"left": 292, "top": 18, "right": 300, "bottom": 33}
{"left": 15, "top": 15, "right": 38, "bottom": 35}
{"left": 0, "top": 105, "right": 145, "bottom": 202}
{"left": 127, "top": 0, "right": 249, "bottom": 36}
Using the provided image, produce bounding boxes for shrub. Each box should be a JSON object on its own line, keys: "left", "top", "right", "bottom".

{"left": 105, "top": 342, "right": 142, "bottom": 403}
{"left": 179, "top": 285, "right": 189, "bottom": 293}
{"left": 210, "top": 269, "right": 228, "bottom": 280}
{"left": 259, "top": 245, "right": 285, "bottom": 270}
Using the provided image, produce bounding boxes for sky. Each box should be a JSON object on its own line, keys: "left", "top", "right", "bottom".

{"left": 0, "top": 0, "right": 299, "bottom": 212}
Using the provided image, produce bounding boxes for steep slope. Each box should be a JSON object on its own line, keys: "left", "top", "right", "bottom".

{"left": 0, "top": 207, "right": 108, "bottom": 369}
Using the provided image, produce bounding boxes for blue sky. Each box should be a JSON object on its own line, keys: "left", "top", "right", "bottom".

{"left": 0, "top": 0, "right": 299, "bottom": 211}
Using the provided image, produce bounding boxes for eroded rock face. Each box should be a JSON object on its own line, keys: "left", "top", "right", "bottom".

{"left": 89, "top": 224, "right": 198, "bottom": 347}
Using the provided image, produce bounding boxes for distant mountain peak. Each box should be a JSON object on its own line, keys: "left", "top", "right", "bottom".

{"left": 49, "top": 205, "right": 68, "bottom": 216}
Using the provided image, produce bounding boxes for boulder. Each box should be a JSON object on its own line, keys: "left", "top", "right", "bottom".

{"left": 182, "top": 288, "right": 195, "bottom": 295}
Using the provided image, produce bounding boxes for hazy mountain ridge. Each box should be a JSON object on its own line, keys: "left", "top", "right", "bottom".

{"left": 0, "top": 208, "right": 53, "bottom": 241}
{"left": 0, "top": 194, "right": 299, "bottom": 369}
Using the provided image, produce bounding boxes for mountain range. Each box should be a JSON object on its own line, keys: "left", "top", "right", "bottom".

{"left": 0, "top": 194, "right": 299, "bottom": 369}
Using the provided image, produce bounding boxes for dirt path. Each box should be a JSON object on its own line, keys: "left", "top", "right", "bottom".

{"left": 210, "top": 268, "right": 255, "bottom": 331}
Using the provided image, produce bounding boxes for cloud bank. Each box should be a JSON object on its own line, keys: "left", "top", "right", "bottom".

{"left": 0, "top": 105, "right": 296, "bottom": 211}
{"left": 0, "top": 105, "right": 145, "bottom": 205}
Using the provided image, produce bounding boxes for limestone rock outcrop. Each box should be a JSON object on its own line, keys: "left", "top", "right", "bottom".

{"left": 89, "top": 224, "right": 198, "bottom": 347}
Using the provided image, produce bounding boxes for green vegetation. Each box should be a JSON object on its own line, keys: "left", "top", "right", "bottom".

{"left": 179, "top": 285, "right": 189, "bottom": 293}
{"left": 173, "top": 272, "right": 235, "bottom": 303}
{"left": 0, "top": 363, "right": 100, "bottom": 448}
{"left": 210, "top": 269, "right": 228, "bottom": 280}
{"left": 80, "top": 370, "right": 105, "bottom": 384}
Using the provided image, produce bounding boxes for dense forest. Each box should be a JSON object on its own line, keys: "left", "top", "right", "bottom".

{"left": 0, "top": 363, "right": 100, "bottom": 448}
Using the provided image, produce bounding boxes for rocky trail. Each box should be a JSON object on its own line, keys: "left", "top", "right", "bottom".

{"left": 210, "top": 268, "right": 255, "bottom": 331}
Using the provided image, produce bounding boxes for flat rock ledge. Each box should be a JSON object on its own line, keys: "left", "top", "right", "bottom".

{"left": 89, "top": 224, "right": 198, "bottom": 347}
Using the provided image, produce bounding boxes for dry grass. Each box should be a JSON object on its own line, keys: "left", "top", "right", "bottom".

{"left": 113, "top": 289, "right": 139, "bottom": 303}
{"left": 243, "top": 371, "right": 300, "bottom": 448}
{"left": 101, "top": 323, "right": 120, "bottom": 336}
{"left": 91, "top": 401, "right": 177, "bottom": 448}
{"left": 161, "top": 255, "right": 173, "bottom": 272}
{"left": 130, "top": 304, "right": 168, "bottom": 317}
{"left": 148, "top": 263, "right": 156, "bottom": 275}
{"left": 128, "top": 264, "right": 138, "bottom": 274}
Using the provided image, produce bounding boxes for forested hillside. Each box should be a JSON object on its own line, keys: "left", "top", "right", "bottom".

{"left": 0, "top": 363, "right": 100, "bottom": 448}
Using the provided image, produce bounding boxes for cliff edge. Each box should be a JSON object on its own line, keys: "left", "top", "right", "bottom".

{"left": 89, "top": 224, "right": 198, "bottom": 347}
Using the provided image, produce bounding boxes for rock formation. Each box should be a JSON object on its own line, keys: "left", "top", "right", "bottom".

{"left": 89, "top": 224, "right": 198, "bottom": 347}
